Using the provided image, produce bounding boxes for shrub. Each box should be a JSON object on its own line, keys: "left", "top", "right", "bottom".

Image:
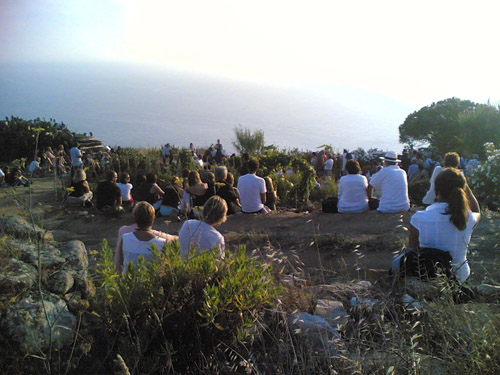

{"left": 468, "top": 142, "right": 500, "bottom": 205}
{"left": 232, "top": 125, "right": 265, "bottom": 155}
{"left": 90, "top": 240, "right": 282, "bottom": 373}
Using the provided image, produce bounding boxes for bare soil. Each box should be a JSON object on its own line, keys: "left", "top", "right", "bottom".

{"left": 1, "top": 176, "right": 498, "bottom": 284}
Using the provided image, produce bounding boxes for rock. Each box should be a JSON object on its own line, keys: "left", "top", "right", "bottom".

{"left": 64, "top": 292, "right": 90, "bottom": 314}
{"left": 289, "top": 312, "right": 342, "bottom": 353}
{"left": 350, "top": 297, "right": 380, "bottom": 308}
{"left": 46, "top": 270, "right": 75, "bottom": 295}
{"left": 59, "top": 240, "right": 94, "bottom": 297}
{"left": 314, "top": 299, "right": 348, "bottom": 327}
{"left": 49, "top": 229, "right": 75, "bottom": 242}
{"left": 315, "top": 280, "right": 373, "bottom": 300}
{"left": 7, "top": 238, "right": 66, "bottom": 268}
{"left": 0, "top": 258, "right": 37, "bottom": 293}
{"left": 401, "top": 294, "right": 423, "bottom": 312}
{"left": 476, "top": 284, "right": 500, "bottom": 299}
{"left": 0, "top": 215, "right": 53, "bottom": 241}
{"left": 5, "top": 292, "right": 77, "bottom": 353}
{"left": 402, "top": 277, "right": 443, "bottom": 300}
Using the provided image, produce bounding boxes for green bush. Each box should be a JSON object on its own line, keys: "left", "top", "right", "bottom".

{"left": 90, "top": 240, "right": 282, "bottom": 373}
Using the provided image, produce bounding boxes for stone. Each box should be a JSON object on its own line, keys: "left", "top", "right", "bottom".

{"left": 46, "top": 270, "right": 75, "bottom": 295}
{"left": 0, "top": 215, "right": 53, "bottom": 241}
{"left": 64, "top": 292, "right": 90, "bottom": 314}
{"left": 314, "top": 299, "right": 348, "bottom": 327}
{"left": 7, "top": 238, "right": 66, "bottom": 268}
{"left": 350, "top": 297, "right": 380, "bottom": 308}
{"left": 59, "top": 240, "right": 94, "bottom": 297}
{"left": 289, "top": 312, "right": 342, "bottom": 353}
{"left": 315, "top": 280, "right": 373, "bottom": 300}
{"left": 477, "top": 284, "right": 500, "bottom": 299}
{"left": 401, "top": 277, "right": 443, "bottom": 300}
{"left": 0, "top": 258, "right": 37, "bottom": 293}
{"left": 5, "top": 292, "right": 77, "bottom": 353}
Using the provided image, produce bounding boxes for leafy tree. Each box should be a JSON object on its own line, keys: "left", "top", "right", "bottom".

{"left": 399, "top": 98, "right": 476, "bottom": 154}
{"left": 232, "top": 125, "right": 265, "bottom": 155}
{"left": 459, "top": 104, "right": 500, "bottom": 158}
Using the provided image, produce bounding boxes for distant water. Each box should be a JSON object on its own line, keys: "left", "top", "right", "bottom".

{"left": 0, "top": 62, "right": 413, "bottom": 153}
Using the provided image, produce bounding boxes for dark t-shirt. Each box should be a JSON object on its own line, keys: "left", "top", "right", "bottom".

{"left": 96, "top": 180, "right": 121, "bottom": 210}
{"left": 162, "top": 185, "right": 181, "bottom": 207}
{"left": 217, "top": 183, "right": 239, "bottom": 214}
{"left": 70, "top": 180, "right": 88, "bottom": 197}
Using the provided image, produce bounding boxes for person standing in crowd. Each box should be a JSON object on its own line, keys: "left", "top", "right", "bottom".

{"left": 162, "top": 143, "right": 173, "bottom": 164}
{"left": 70, "top": 142, "right": 83, "bottom": 176}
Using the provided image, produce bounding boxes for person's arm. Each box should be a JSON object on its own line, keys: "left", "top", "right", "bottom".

{"left": 82, "top": 181, "right": 91, "bottom": 193}
{"left": 152, "top": 230, "right": 179, "bottom": 242}
{"left": 260, "top": 193, "right": 266, "bottom": 204}
{"left": 151, "top": 183, "right": 165, "bottom": 196}
{"left": 115, "top": 239, "right": 124, "bottom": 274}
{"left": 367, "top": 184, "right": 374, "bottom": 199}
{"left": 465, "top": 184, "right": 480, "bottom": 213}
{"left": 408, "top": 224, "right": 419, "bottom": 249}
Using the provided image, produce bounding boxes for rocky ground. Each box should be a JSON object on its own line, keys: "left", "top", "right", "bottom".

{"left": 1, "top": 176, "right": 499, "bottom": 283}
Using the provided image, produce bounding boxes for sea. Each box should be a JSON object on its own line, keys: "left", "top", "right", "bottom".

{"left": 0, "top": 62, "right": 414, "bottom": 154}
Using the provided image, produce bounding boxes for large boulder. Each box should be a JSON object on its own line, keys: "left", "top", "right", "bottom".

{"left": 59, "top": 240, "right": 94, "bottom": 297}
{"left": 289, "top": 312, "right": 343, "bottom": 353}
{"left": 5, "top": 292, "right": 77, "bottom": 353}
{"left": 314, "top": 299, "right": 348, "bottom": 328}
{"left": 0, "top": 258, "right": 37, "bottom": 293}
{"left": 0, "top": 215, "right": 53, "bottom": 241}
{"left": 45, "top": 270, "right": 75, "bottom": 295}
{"left": 7, "top": 238, "right": 66, "bottom": 268}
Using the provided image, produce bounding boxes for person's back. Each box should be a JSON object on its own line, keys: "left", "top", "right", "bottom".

{"left": 122, "top": 232, "right": 166, "bottom": 268}
{"left": 368, "top": 152, "right": 409, "bottom": 213}
{"left": 338, "top": 167, "right": 369, "bottom": 213}
{"left": 96, "top": 171, "right": 121, "bottom": 210}
{"left": 237, "top": 159, "right": 266, "bottom": 213}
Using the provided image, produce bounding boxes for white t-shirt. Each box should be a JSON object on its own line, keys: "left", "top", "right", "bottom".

{"left": 338, "top": 174, "right": 369, "bottom": 213}
{"left": 411, "top": 202, "right": 480, "bottom": 282}
{"left": 28, "top": 160, "right": 40, "bottom": 173}
{"left": 422, "top": 165, "right": 444, "bottom": 205}
{"left": 179, "top": 220, "right": 225, "bottom": 258}
{"left": 237, "top": 173, "right": 267, "bottom": 212}
{"left": 70, "top": 147, "right": 83, "bottom": 167}
{"left": 324, "top": 158, "right": 334, "bottom": 171}
{"left": 117, "top": 182, "right": 133, "bottom": 201}
{"left": 122, "top": 232, "right": 166, "bottom": 271}
{"left": 369, "top": 165, "right": 410, "bottom": 213}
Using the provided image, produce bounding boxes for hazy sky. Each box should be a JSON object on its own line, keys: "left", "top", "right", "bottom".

{"left": 2, "top": 0, "right": 500, "bottom": 107}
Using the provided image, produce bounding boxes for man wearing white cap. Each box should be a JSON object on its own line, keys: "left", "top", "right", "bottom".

{"left": 367, "top": 151, "right": 410, "bottom": 213}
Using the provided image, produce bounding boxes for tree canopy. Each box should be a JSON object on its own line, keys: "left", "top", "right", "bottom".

{"left": 399, "top": 98, "right": 500, "bottom": 157}
{"left": 0, "top": 117, "right": 76, "bottom": 162}
{"left": 232, "top": 125, "right": 265, "bottom": 155}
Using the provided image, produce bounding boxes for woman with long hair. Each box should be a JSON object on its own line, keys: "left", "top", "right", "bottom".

{"left": 393, "top": 168, "right": 480, "bottom": 281}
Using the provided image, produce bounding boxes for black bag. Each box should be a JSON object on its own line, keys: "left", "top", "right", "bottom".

{"left": 368, "top": 197, "right": 380, "bottom": 210}
{"left": 399, "top": 247, "right": 452, "bottom": 280}
{"left": 322, "top": 196, "right": 338, "bottom": 213}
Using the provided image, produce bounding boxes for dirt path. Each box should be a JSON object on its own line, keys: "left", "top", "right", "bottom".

{"left": 1, "top": 177, "right": 498, "bottom": 283}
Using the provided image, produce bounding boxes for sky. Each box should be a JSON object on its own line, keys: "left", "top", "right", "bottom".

{"left": 2, "top": 0, "right": 500, "bottom": 108}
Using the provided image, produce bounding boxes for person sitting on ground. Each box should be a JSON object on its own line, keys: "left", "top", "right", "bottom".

{"left": 145, "top": 173, "right": 165, "bottom": 211}
{"left": 67, "top": 169, "right": 93, "bottom": 207}
{"left": 131, "top": 174, "right": 148, "bottom": 202}
{"left": 114, "top": 201, "right": 178, "bottom": 274}
{"left": 117, "top": 173, "right": 134, "bottom": 207}
{"left": 96, "top": 170, "right": 123, "bottom": 215}
{"left": 159, "top": 177, "right": 183, "bottom": 220}
{"left": 178, "top": 195, "right": 227, "bottom": 258}
{"left": 338, "top": 159, "right": 369, "bottom": 213}
{"left": 28, "top": 157, "right": 42, "bottom": 176}
{"left": 264, "top": 176, "right": 277, "bottom": 211}
{"left": 0, "top": 167, "right": 6, "bottom": 187}
{"left": 204, "top": 171, "right": 216, "bottom": 199}
{"left": 392, "top": 168, "right": 480, "bottom": 282}
{"left": 422, "top": 152, "right": 460, "bottom": 206}
{"left": 184, "top": 170, "right": 209, "bottom": 209}
{"left": 237, "top": 158, "right": 268, "bottom": 214}
{"left": 408, "top": 161, "right": 427, "bottom": 185}
{"left": 217, "top": 171, "right": 241, "bottom": 215}
{"left": 367, "top": 151, "right": 410, "bottom": 213}
{"left": 7, "top": 167, "right": 30, "bottom": 187}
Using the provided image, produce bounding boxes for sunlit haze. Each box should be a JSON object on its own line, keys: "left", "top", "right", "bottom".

{"left": 1, "top": 0, "right": 500, "bottom": 150}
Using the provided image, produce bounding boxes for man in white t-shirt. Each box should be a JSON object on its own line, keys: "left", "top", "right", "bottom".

{"left": 324, "top": 154, "right": 334, "bottom": 177}
{"left": 70, "top": 143, "right": 83, "bottom": 168}
{"left": 237, "top": 158, "right": 267, "bottom": 213}
{"left": 368, "top": 151, "right": 410, "bottom": 213}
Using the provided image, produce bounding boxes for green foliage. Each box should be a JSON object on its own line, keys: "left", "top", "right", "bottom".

{"left": 177, "top": 147, "right": 198, "bottom": 171}
{"left": 0, "top": 117, "right": 77, "bottom": 162}
{"left": 459, "top": 104, "right": 500, "bottom": 158}
{"left": 90, "top": 240, "right": 282, "bottom": 373}
{"left": 468, "top": 142, "right": 500, "bottom": 204}
{"left": 232, "top": 125, "right": 265, "bottom": 155}
{"left": 399, "top": 98, "right": 477, "bottom": 154}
